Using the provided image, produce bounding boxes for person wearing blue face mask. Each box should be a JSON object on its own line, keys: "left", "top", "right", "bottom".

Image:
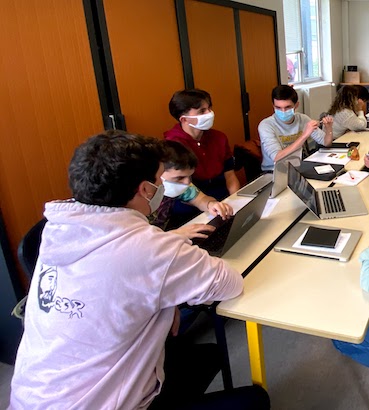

{"left": 258, "top": 85, "right": 334, "bottom": 172}
{"left": 149, "top": 140, "right": 233, "bottom": 239}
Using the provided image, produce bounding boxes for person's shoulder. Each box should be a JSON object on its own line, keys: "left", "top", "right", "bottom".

{"left": 205, "top": 128, "right": 227, "bottom": 139}
{"left": 258, "top": 115, "right": 276, "bottom": 132}
{"left": 295, "top": 112, "right": 309, "bottom": 120}
{"left": 179, "top": 184, "right": 199, "bottom": 202}
{"left": 164, "top": 123, "right": 184, "bottom": 140}
{"left": 334, "top": 108, "right": 355, "bottom": 117}
{"left": 258, "top": 114, "right": 275, "bottom": 127}
{"left": 295, "top": 112, "right": 313, "bottom": 124}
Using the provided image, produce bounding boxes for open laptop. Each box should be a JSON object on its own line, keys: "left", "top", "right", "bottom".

{"left": 237, "top": 148, "right": 301, "bottom": 198}
{"left": 287, "top": 162, "right": 368, "bottom": 219}
{"left": 270, "top": 149, "right": 301, "bottom": 198}
{"left": 192, "top": 182, "right": 272, "bottom": 256}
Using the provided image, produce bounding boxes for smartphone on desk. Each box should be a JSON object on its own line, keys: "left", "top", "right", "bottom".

{"left": 318, "top": 141, "right": 360, "bottom": 153}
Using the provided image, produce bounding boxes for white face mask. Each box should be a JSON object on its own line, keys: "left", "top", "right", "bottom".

{"left": 145, "top": 182, "right": 165, "bottom": 213}
{"left": 162, "top": 179, "right": 189, "bottom": 198}
{"left": 182, "top": 111, "right": 215, "bottom": 130}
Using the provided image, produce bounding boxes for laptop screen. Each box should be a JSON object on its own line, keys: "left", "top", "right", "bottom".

{"left": 271, "top": 148, "right": 301, "bottom": 198}
{"left": 287, "top": 163, "right": 319, "bottom": 215}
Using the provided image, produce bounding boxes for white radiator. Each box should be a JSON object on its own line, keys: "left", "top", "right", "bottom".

{"left": 301, "top": 83, "right": 334, "bottom": 120}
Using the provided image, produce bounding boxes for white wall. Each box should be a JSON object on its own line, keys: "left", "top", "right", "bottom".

{"left": 345, "top": 0, "right": 369, "bottom": 82}
{"left": 329, "top": 0, "right": 344, "bottom": 85}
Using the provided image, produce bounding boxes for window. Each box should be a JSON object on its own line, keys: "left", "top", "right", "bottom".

{"left": 283, "top": 0, "right": 321, "bottom": 83}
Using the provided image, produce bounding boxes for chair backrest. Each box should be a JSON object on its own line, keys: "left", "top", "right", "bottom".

{"left": 17, "top": 218, "right": 47, "bottom": 280}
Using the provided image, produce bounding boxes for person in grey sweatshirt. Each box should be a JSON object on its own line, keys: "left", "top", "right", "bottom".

{"left": 258, "top": 85, "right": 333, "bottom": 172}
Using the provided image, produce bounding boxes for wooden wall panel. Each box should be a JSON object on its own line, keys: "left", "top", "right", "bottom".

{"left": 240, "top": 11, "right": 278, "bottom": 141}
{"left": 0, "top": 0, "right": 103, "bottom": 271}
{"left": 103, "top": 0, "right": 184, "bottom": 138}
{"left": 185, "top": 0, "right": 245, "bottom": 149}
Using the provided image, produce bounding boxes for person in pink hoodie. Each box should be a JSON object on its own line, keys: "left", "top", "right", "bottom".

{"left": 9, "top": 130, "right": 269, "bottom": 410}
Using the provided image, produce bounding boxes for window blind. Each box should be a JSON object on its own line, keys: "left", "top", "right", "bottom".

{"left": 283, "top": 0, "right": 302, "bottom": 53}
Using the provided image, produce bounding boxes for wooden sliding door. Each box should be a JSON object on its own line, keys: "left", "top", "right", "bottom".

{"left": 184, "top": 0, "right": 245, "bottom": 148}
{"left": 103, "top": 0, "right": 185, "bottom": 137}
{"left": 0, "top": 0, "right": 103, "bottom": 282}
{"left": 239, "top": 10, "right": 278, "bottom": 141}
{"left": 181, "top": 0, "right": 279, "bottom": 144}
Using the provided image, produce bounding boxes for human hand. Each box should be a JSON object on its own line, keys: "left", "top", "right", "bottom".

{"left": 170, "top": 307, "right": 181, "bottom": 337}
{"left": 357, "top": 98, "right": 366, "bottom": 112}
{"left": 364, "top": 154, "right": 369, "bottom": 168}
{"left": 303, "top": 120, "right": 319, "bottom": 137}
{"left": 321, "top": 115, "right": 333, "bottom": 127}
{"left": 171, "top": 223, "right": 216, "bottom": 239}
{"left": 207, "top": 201, "right": 233, "bottom": 220}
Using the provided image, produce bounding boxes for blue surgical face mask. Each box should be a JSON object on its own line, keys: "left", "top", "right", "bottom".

{"left": 274, "top": 108, "right": 295, "bottom": 123}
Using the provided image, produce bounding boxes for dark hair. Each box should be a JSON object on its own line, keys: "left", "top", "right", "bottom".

{"left": 271, "top": 85, "right": 298, "bottom": 104}
{"left": 169, "top": 89, "right": 212, "bottom": 120}
{"left": 68, "top": 130, "right": 165, "bottom": 207}
{"left": 162, "top": 140, "right": 198, "bottom": 171}
{"left": 328, "top": 85, "right": 359, "bottom": 115}
{"left": 352, "top": 84, "right": 369, "bottom": 102}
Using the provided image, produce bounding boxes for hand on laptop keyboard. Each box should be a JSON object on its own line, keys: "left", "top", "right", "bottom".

{"left": 171, "top": 223, "right": 216, "bottom": 240}
{"left": 207, "top": 201, "right": 234, "bottom": 220}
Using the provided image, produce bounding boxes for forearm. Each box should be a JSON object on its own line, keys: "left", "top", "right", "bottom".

{"left": 323, "top": 124, "right": 333, "bottom": 146}
{"left": 224, "top": 170, "right": 240, "bottom": 194}
{"left": 274, "top": 136, "right": 305, "bottom": 162}
{"left": 347, "top": 111, "right": 367, "bottom": 130}
{"left": 190, "top": 191, "right": 216, "bottom": 213}
{"left": 338, "top": 109, "right": 367, "bottom": 131}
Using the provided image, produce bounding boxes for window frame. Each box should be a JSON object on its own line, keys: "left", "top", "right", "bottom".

{"left": 284, "top": 0, "right": 323, "bottom": 85}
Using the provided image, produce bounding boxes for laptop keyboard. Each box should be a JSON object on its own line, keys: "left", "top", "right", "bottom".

{"left": 322, "top": 190, "right": 346, "bottom": 214}
{"left": 192, "top": 216, "right": 234, "bottom": 254}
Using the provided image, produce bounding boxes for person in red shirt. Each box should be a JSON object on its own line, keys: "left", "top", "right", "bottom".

{"left": 164, "top": 89, "right": 240, "bottom": 202}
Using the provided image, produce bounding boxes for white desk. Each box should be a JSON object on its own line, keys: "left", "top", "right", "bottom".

{"left": 186, "top": 188, "right": 306, "bottom": 274}
{"left": 216, "top": 132, "right": 369, "bottom": 389}
{"left": 336, "top": 131, "right": 369, "bottom": 171}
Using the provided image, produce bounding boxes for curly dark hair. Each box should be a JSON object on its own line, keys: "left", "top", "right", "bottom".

{"left": 68, "top": 130, "right": 165, "bottom": 207}
{"left": 169, "top": 89, "right": 212, "bottom": 121}
{"left": 328, "top": 85, "right": 361, "bottom": 115}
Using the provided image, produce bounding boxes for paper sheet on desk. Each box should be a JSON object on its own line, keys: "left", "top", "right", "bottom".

{"left": 334, "top": 170, "right": 369, "bottom": 186}
{"left": 293, "top": 228, "right": 351, "bottom": 253}
{"left": 304, "top": 151, "right": 351, "bottom": 166}
{"left": 223, "top": 196, "right": 253, "bottom": 213}
{"left": 261, "top": 198, "right": 279, "bottom": 218}
{"left": 224, "top": 196, "right": 279, "bottom": 218}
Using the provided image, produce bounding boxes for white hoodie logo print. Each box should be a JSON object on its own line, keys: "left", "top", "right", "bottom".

{"left": 37, "top": 264, "right": 85, "bottom": 318}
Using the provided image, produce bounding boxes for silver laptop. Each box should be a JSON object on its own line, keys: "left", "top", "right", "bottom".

{"left": 287, "top": 162, "right": 368, "bottom": 219}
{"left": 270, "top": 149, "right": 301, "bottom": 198}
{"left": 237, "top": 148, "right": 301, "bottom": 198}
{"left": 192, "top": 182, "right": 272, "bottom": 256}
{"left": 237, "top": 173, "right": 273, "bottom": 197}
{"left": 274, "top": 222, "right": 362, "bottom": 262}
